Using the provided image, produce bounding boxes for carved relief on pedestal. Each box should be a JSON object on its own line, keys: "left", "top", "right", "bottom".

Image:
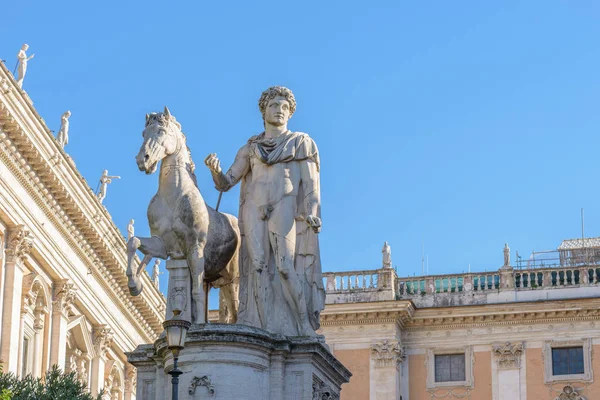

{"left": 6, "top": 226, "right": 33, "bottom": 263}
{"left": 52, "top": 280, "right": 77, "bottom": 316}
{"left": 188, "top": 375, "right": 215, "bottom": 395}
{"left": 492, "top": 342, "right": 524, "bottom": 369}
{"left": 555, "top": 385, "right": 584, "bottom": 400}
{"left": 312, "top": 376, "right": 338, "bottom": 400}
{"left": 371, "top": 340, "right": 405, "bottom": 368}
{"left": 92, "top": 325, "right": 113, "bottom": 358}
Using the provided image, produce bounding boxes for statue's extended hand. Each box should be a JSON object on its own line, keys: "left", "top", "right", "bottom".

{"left": 204, "top": 153, "right": 222, "bottom": 174}
{"left": 306, "top": 215, "right": 321, "bottom": 233}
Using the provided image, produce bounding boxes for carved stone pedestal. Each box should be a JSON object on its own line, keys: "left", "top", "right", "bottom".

{"left": 126, "top": 323, "right": 351, "bottom": 400}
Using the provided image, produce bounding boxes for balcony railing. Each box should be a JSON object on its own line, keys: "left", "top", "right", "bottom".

{"left": 324, "top": 250, "right": 600, "bottom": 302}
{"left": 398, "top": 273, "right": 500, "bottom": 296}
{"left": 323, "top": 270, "right": 381, "bottom": 292}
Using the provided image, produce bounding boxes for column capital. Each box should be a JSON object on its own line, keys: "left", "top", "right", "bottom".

{"left": 92, "top": 325, "right": 113, "bottom": 358}
{"left": 371, "top": 340, "right": 405, "bottom": 368}
{"left": 493, "top": 342, "right": 524, "bottom": 369}
{"left": 6, "top": 226, "right": 33, "bottom": 263}
{"left": 52, "top": 280, "right": 77, "bottom": 316}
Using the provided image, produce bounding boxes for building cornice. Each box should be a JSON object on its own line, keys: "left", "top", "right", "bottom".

{"left": 407, "top": 298, "right": 600, "bottom": 330}
{"left": 320, "top": 300, "right": 415, "bottom": 327}
{"left": 0, "top": 62, "right": 164, "bottom": 341}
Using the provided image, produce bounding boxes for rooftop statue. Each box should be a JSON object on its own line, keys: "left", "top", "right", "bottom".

{"left": 382, "top": 241, "right": 392, "bottom": 268}
{"left": 126, "top": 107, "right": 239, "bottom": 324}
{"left": 205, "top": 86, "right": 325, "bottom": 336}
{"left": 503, "top": 243, "right": 511, "bottom": 267}
{"left": 151, "top": 259, "right": 162, "bottom": 289}
{"left": 127, "top": 219, "right": 134, "bottom": 242}
{"left": 57, "top": 111, "right": 71, "bottom": 148}
{"left": 96, "top": 170, "right": 120, "bottom": 203}
{"left": 16, "top": 44, "right": 34, "bottom": 89}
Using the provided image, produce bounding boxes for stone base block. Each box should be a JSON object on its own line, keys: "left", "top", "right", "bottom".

{"left": 127, "top": 323, "right": 351, "bottom": 400}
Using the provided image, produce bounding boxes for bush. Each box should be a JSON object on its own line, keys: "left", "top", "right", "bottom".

{"left": 0, "top": 365, "right": 103, "bottom": 400}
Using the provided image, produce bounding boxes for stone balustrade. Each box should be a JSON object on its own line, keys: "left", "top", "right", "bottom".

{"left": 514, "top": 265, "right": 600, "bottom": 289}
{"left": 322, "top": 269, "right": 396, "bottom": 304}
{"left": 323, "top": 270, "right": 381, "bottom": 292}
{"left": 323, "top": 264, "right": 600, "bottom": 307}
{"left": 398, "top": 272, "right": 500, "bottom": 296}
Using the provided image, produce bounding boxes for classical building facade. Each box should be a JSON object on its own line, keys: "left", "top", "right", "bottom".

{"left": 319, "top": 242, "right": 600, "bottom": 400}
{"left": 0, "top": 62, "right": 165, "bottom": 398}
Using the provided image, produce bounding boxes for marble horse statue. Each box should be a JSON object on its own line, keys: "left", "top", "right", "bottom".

{"left": 126, "top": 107, "right": 240, "bottom": 324}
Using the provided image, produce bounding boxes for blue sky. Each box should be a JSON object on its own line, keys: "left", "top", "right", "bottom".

{"left": 2, "top": 1, "right": 600, "bottom": 300}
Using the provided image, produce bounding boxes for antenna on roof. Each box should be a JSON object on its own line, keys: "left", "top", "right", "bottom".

{"left": 581, "top": 208, "right": 585, "bottom": 241}
{"left": 422, "top": 243, "right": 425, "bottom": 275}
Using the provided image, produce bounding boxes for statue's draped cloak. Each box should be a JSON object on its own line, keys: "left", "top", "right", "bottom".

{"left": 237, "top": 131, "right": 325, "bottom": 334}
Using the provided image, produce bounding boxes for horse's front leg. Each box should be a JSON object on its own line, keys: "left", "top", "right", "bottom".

{"left": 127, "top": 235, "right": 167, "bottom": 296}
{"left": 188, "top": 240, "right": 207, "bottom": 324}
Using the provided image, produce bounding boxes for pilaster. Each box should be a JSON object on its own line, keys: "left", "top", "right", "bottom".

{"left": 49, "top": 280, "right": 76, "bottom": 369}
{"left": 0, "top": 226, "right": 32, "bottom": 373}
{"left": 370, "top": 340, "right": 404, "bottom": 400}
{"left": 124, "top": 364, "right": 137, "bottom": 400}
{"left": 493, "top": 342, "right": 524, "bottom": 400}
{"left": 90, "top": 325, "right": 113, "bottom": 396}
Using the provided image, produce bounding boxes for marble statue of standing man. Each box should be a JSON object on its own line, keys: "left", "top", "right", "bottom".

{"left": 205, "top": 86, "right": 324, "bottom": 337}
{"left": 503, "top": 243, "right": 510, "bottom": 267}
{"left": 152, "top": 259, "right": 162, "bottom": 289}
{"left": 97, "top": 170, "right": 120, "bottom": 203}
{"left": 57, "top": 111, "right": 71, "bottom": 148}
{"left": 382, "top": 241, "right": 392, "bottom": 268}
{"left": 127, "top": 219, "right": 135, "bottom": 242}
{"left": 16, "top": 44, "right": 35, "bottom": 89}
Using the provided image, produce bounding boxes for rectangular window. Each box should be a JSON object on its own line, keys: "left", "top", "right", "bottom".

{"left": 552, "top": 347, "right": 584, "bottom": 376}
{"left": 435, "top": 354, "right": 466, "bottom": 382}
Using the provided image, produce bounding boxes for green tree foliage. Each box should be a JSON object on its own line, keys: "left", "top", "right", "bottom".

{"left": 0, "top": 365, "right": 103, "bottom": 400}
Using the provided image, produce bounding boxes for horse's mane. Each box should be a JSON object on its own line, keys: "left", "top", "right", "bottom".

{"left": 146, "top": 112, "right": 198, "bottom": 186}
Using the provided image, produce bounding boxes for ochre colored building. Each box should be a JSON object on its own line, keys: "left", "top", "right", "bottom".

{"left": 320, "top": 243, "right": 600, "bottom": 400}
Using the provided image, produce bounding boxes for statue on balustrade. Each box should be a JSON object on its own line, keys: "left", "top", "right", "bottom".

{"left": 382, "top": 241, "right": 392, "bottom": 268}
{"left": 205, "top": 86, "right": 325, "bottom": 336}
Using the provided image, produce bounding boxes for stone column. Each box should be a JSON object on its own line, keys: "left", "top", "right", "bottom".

{"left": 370, "top": 340, "right": 404, "bottom": 400}
{"left": 493, "top": 342, "right": 524, "bottom": 400}
{"left": 0, "top": 226, "right": 33, "bottom": 374}
{"left": 31, "top": 307, "right": 45, "bottom": 378}
{"left": 90, "top": 325, "right": 113, "bottom": 396}
{"left": 49, "top": 280, "right": 76, "bottom": 369}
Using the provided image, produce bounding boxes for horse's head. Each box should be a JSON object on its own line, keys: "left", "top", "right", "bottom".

{"left": 136, "top": 106, "right": 183, "bottom": 174}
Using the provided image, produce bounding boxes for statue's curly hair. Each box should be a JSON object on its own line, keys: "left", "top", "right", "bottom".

{"left": 258, "top": 86, "right": 296, "bottom": 119}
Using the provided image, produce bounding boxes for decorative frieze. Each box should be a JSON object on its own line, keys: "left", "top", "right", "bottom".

{"left": 92, "top": 325, "right": 113, "bottom": 357}
{"left": 371, "top": 340, "right": 405, "bottom": 368}
{"left": 6, "top": 226, "right": 33, "bottom": 263}
{"left": 52, "top": 280, "right": 76, "bottom": 316}
{"left": 492, "top": 342, "right": 523, "bottom": 369}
